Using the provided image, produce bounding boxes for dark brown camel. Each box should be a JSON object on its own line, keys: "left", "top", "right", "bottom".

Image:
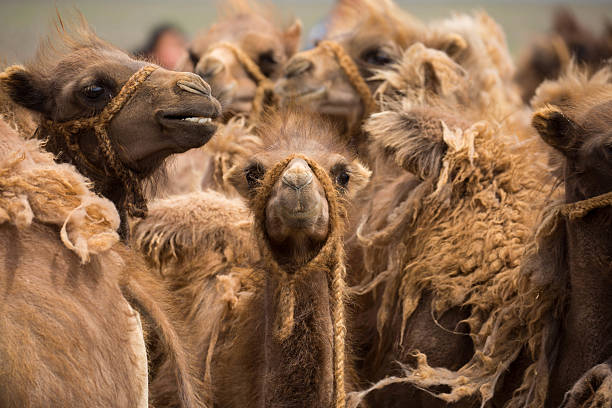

{"left": 132, "top": 111, "right": 371, "bottom": 407}
{"left": 523, "top": 68, "right": 612, "bottom": 408}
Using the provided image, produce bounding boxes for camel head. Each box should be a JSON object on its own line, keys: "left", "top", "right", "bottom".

{"left": 176, "top": 0, "right": 301, "bottom": 118}
{"left": 275, "top": 0, "right": 423, "bottom": 133}
{"left": 229, "top": 110, "right": 370, "bottom": 267}
{"left": 532, "top": 68, "right": 612, "bottom": 200}
{"left": 1, "top": 17, "right": 222, "bottom": 236}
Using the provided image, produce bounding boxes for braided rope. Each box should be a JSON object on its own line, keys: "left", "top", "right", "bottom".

{"left": 251, "top": 153, "right": 347, "bottom": 408}
{"left": 42, "top": 65, "right": 157, "bottom": 228}
{"left": 561, "top": 190, "right": 612, "bottom": 219}
{"left": 318, "top": 40, "right": 378, "bottom": 117}
{"left": 207, "top": 42, "right": 278, "bottom": 119}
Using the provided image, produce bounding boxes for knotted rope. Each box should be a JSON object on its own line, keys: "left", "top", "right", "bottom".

{"left": 206, "top": 42, "right": 278, "bottom": 119}
{"left": 250, "top": 153, "right": 348, "bottom": 408}
{"left": 318, "top": 40, "right": 378, "bottom": 117}
{"left": 41, "top": 65, "right": 158, "bottom": 235}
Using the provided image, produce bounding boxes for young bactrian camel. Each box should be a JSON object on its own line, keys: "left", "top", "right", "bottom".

{"left": 132, "top": 111, "right": 372, "bottom": 407}
{"left": 345, "top": 43, "right": 554, "bottom": 408}
{"left": 275, "top": 0, "right": 425, "bottom": 160}
{"left": 176, "top": 0, "right": 301, "bottom": 119}
{"left": 0, "top": 18, "right": 221, "bottom": 237}
{"left": 528, "top": 66, "right": 612, "bottom": 408}
{"left": 0, "top": 19, "right": 218, "bottom": 407}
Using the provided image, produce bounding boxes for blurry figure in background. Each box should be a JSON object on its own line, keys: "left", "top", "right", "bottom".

{"left": 134, "top": 24, "right": 187, "bottom": 69}
{"left": 515, "top": 8, "right": 612, "bottom": 103}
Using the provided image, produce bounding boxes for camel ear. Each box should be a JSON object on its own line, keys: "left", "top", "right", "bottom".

{"left": 227, "top": 161, "right": 265, "bottom": 199}
{"left": 437, "top": 33, "right": 468, "bottom": 59}
{"left": 283, "top": 19, "right": 302, "bottom": 57}
{"left": 0, "top": 65, "right": 50, "bottom": 114}
{"left": 532, "top": 105, "right": 581, "bottom": 155}
{"left": 365, "top": 110, "right": 447, "bottom": 180}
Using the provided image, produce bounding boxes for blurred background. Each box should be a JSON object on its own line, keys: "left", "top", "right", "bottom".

{"left": 0, "top": 0, "right": 611, "bottom": 64}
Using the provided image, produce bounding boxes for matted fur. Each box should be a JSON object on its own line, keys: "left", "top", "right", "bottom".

{"left": 0, "top": 119, "right": 119, "bottom": 262}
{"left": 0, "top": 119, "right": 147, "bottom": 407}
{"left": 348, "top": 48, "right": 555, "bottom": 406}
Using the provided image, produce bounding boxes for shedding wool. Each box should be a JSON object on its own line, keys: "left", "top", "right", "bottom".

{"left": 0, "top": 119, "right": 119, "bottom": 262}
{"left": 347, "top": 47, "right": 556, "bottom": 405}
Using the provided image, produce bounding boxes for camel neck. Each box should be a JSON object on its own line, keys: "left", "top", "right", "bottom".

{"left": 261, "top": 267, "right": 334, "bottom": 407}
{"left": 547, "top": 207, "right": 612, "bottom": 407}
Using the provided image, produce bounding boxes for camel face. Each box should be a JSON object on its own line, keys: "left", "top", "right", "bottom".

{"left": 275, "top": 0, "right": 422, "bottom": 129}
{"left": 1, "top": 39, "right": 221, "bottom": 175}
{"left": 229, "top": 111, "right": 370, "bottom": 263}
{"left": 178, "top": 11, "right": 301, "bottom": 117}
{"left": 265, "top": 156, "right": 330, "bottom": 248}
{"left": 276, "top": 31, "right": 399, "bottom": 125}
{"left": 533, "top": 97, "right": 612, "bottom": 198}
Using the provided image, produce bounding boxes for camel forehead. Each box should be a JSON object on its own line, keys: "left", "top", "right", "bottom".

{"left": 195, "top": 14, "right": 281, "bottom": 52}
{"left": 52, "top": 48, "right": 143, "bottom": 78}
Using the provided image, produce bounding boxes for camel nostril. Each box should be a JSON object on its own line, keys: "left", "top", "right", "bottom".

{"left": 198, "top": 58, "right": 224, "bottom": 80}
{"left": 282, "top": 159, "right": 313, "bottom": 190}
{"left": 177, "top": 78, "right": 211, "bottom": 97}
{"left": 285, "top": 58, "right": 314, "bottom": 79}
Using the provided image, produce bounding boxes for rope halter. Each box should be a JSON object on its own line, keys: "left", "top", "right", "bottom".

{"left": 42, "top": 65, "right": 158, "bottom": 224}
{"left": 205, "top": 41, "right": 278, "bottom": 119}
{"left": 250, "top": 153, "right": 348, "bottom": 408}
{"left": 317, "top": 40, "right": 378, "bottom": 117}
{"left": 560, "top": 190, "right": 612, "bottom": 220}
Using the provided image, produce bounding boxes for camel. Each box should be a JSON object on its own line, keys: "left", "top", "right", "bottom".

{"left": 275, "top": 0, "right": 425, "bottom": 159}
{"left": 132, "top": 110, "right": 372, "bottom": 407}
{"left": 0, "top": 17, "right": 221, "bottom": 237}
{"left": 0, "top": 18, "right": 215, "bottom": 407}
{"left": 176, "top": 0, "right": 301, "bottom": 119}
{"left": 515, "top": 8, "right": 612, "bottom": 104}
{"left": 344, "top": 42, "right": 554, "bottom": 408}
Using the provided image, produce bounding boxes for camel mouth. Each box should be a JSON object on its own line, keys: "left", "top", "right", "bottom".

{"left": 278, "top": 86, "right": 326, "bottom": 102}
{"left": 157, "top": 110, "right": 220, "bottom": 149}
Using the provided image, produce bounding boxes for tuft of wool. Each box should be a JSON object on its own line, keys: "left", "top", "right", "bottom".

{"left": 0, "top": 120, "right": 119, "bottom": 262}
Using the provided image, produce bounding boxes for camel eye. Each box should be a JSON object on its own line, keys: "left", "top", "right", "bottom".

{"left": 336, "top": 170, "right": 350, "bottom": 188}
{"left": 361, "top": 48, "right": 393, "bottom": 66}
{"left": 245, "top": 162, "right": 265, "bottom": 189}
{"left": 188, "top": 48, "right": 200, "bottom": 67}
{"left": 257, "top": 51, "right": 277, "bottom": 77}
{"left": 82, "top": 84, "right": 106, "bottom": 100}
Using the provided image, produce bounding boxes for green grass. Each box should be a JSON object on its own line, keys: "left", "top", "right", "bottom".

{"left": 0, "top": 1, "right": 611, "bottom": 63}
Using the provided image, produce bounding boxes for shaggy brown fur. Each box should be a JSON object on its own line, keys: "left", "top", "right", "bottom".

{"left": 133, "top": 111, "right": 371, "bottom": 407}
{"left": 515, "top": 8, "right": 612, "bottom": 103}
{"left": 445, "top": 65, "right": 612, "bottom": 408}
{"left": 0, "top": 17, "right": 220, "bottom": 236}
{"left": 345, "top": 42, "right": 555, "bottom": 407}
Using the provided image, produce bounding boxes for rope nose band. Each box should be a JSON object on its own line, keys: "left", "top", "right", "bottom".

{"left": 251, "top": 153, "right": 348, "bottom": 408}
{"left": 42, "top": 65, "right": 158, "bottom": 236}
{"left": 203, "top": 42, "right": 277, "bottom": 119}
{"left": 317, "top": 40, "right": 378, "bottom": 116}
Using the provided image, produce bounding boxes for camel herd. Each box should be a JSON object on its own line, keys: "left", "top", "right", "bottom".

{"left": 0, "top": 1, "right": 611, "bottom": 407}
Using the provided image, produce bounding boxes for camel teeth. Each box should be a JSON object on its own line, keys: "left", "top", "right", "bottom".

{"left": 182, "top": 117, "right": 212, "bottom": 124}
